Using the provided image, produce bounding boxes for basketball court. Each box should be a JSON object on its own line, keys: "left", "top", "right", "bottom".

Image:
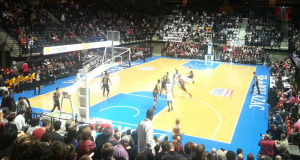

{"left": 26, "top": 56, "right": 269, "bottom": 156}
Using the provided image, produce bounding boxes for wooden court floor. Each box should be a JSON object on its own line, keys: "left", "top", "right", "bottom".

{"left": 29, "top": 58, "right": 256, "bottom": 143}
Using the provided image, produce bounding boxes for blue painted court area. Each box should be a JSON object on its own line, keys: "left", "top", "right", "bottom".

{"left": 90, "top": 91, "right": 167, "bottom": 125}
{"left": 182, "top": 60, "right": 221, "bottom": 70}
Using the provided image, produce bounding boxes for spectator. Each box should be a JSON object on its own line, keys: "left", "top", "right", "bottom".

{"left": 113, "top": 135, "right": 129, "bottom": 160}
{"left": 237, "top": 154, "right": 243, "bottom": 160}
{"left": 49, "top": 121, "right": 64, "bottom": 142}
{"left": 226, "top": 151, "right": 236, "bottom": 160}
{"left": 76, "top": 127, "right": 95, "bottom": 160}
{"left": 137, "top": 109, "right": 156, "bottom": 158}
{"left": 65, "top": 127, "right": 78, "bottom": 148}
{"left": 193, "top": 144, "right": 205, "bottom": 160}
{"left": 275, "top": 133, "right": 289, "bottom": 154}
{"left": 95, "top": 127, "right": 119, "bottom": 160}
{"left": 157, "top": 141, "right": 168, "bottom": 160}
{"left": 32, "top": 119, "right": 50, "bottom": 141}
{"left": 50, "top": 141, "right": 69, "bottom": 160}
{"left": 161, "top": 142, "right": 183, "bottom": 160}
{"left": 247, "top": 153, "right": 254, "bottom": 160}
{"left": 8, "top": 135, "right": 36, "bottom": 160}
{"left": 259, "top": 134, "right": 274, "bottom": 157}
{"left": 211, "top": 148, "right": 216, "bottom": 160}
{"left": 21, "top": 62, "right": 29, "bottom": 76}
{"left": 14, "top": 110, "right": 26, "bottom": 131}
{"left": 1, "top": 91, "right": 16, "bottom": 112}
{"left": 266, "top": 124, "right": 283, "bottom": 140}
{"left": 26, "top": 117, "right": 40, "bottom": 136}
{"left": 16, "top": 97, "right": 29, "bottom": 113}
{"left": 101, "top": 142, "right": 115, "bottom": 160}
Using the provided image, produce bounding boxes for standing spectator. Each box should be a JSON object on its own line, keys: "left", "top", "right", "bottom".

{"left": 95, "top": 127, "right": 118, "bottom": 160}
{"left": 113, "top": 135, "right": 130, "bottom": 160}
{"left": 77, "top": 127, "right": 95, "bottom": 160}
{"left": 22, "top": 62, "right": 29, "bottom": 76}
{"left": 137, "top": 109, "right": 156, "bottom": 159}
{"left": 226, "top": 151, "right": 236, "bottom": 160}
{"left": 0, "top": 112, "right": 4, "bottom": 133}
{"left": 51, "top": 87, "right": 61, "bottom": 112}
{"left": 14, "top": 110, "right": 26, "bottom": 131}
{"left": 33, "top": 70, "right": 41, "bottom": 95}
{"left": 21, "top": 36, "right": 27, "bottom": 54}
{"left": 16, "top": 97, "right": 29, "bottom": 113}
{"left": 1, "top": 91, "right": 16, "bottom": 112}
{"left": 49, "top": 121, "right": 64, "bottom": 142}
{"left": 32, "top": 119, "right": 50, "bottom": 141}
{"left": 259, "top": 134, "right": 274, "bottom": 157}
{"left": 161, "top": 142, "right": 183, "bottom": 160}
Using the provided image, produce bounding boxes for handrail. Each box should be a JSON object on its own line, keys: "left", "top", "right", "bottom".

{"left": 10, "top": 41, "right": 15, "bottom": 51}
{"left": 3, "top": 35, "right": 8, "bottom": 45}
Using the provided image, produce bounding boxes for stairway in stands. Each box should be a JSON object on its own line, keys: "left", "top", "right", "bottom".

{"left": 0, "top": 28, "right": 20, "bottom": 57}
{"left": 239, "top": 18, "right": 248, "bottom": 46}
{"left": 280, "top": 19, "right": 289, "bottom": 51}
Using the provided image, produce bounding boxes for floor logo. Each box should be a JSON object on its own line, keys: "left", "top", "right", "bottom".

{"left": 210, "top": 88, "right": 234, "bottom": 97}
{"left": 139, "top": 66, "right": 156, "bottom": 71}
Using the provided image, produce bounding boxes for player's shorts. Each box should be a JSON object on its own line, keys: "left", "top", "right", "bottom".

{"left": 153, "top": 92, "right": 158, "bottom": 101}
{"left": 166, "top": 93, "right": 173, "bottom": 101}
{"left": 161, "top": 82, "right": 166, "bottom": 89}
{"left": 181, "top": 85, "right": 187, "bottom": 91}
{"left": 103, "top": 84, "right": 109, "bottom": 91}
{"left": 173, "top": 79, "right": 179, "bottom": 85}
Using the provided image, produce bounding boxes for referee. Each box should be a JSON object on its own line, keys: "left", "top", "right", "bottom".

{"left": 252, "top": 72, "right": 260, "bottom": 94}
{"left": 51, "top": 87, "right": 61, "bottom": 112}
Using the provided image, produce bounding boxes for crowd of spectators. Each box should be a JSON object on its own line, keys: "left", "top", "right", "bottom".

{"left": 245, "top": 11, "right": 283, "bottom": 48}
{"left": 0, "top": 52, "right": 80, "bottom": 94}
{"left": 156, "top": 10, "right": 194, "bottom": 41}
{"left": 220, "top": 46, "right": 266, "bottom": 64}
{"left": 266, "top": 56, "right": 300, "bottom": 158}
{"left": 0, "top": 0, "right": 164, "bottom": 54}
{"left": 165, "top": 41, "right": 203, "bottom": 59}
{"left": 0, "top": 107, "right": 261, "bottom": 160}
{"left": 288, "top": 9, "right": 300, "bottom": 55}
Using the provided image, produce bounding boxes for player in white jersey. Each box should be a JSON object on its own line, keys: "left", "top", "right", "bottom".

{"left": 173, "top": 69, "right": 180, "bottom": 86}
{"left": 165, "top": 78, "right": 173, "bottom": 112}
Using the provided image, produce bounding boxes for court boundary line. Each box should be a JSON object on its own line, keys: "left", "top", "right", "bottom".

{"left": 123, "top": 93, "right": 167, "bottom": 101}
{"left": 228, "top": 67, "right": 256, "bottom": 143}
{"left": 100, "top": 106, "right": 140, "bottom": 117}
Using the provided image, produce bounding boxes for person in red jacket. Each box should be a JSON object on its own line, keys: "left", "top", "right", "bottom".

{"left": 259, "top": 134, "right": 274, "bottom": 157}
{"left": 20, "top": 36, "right": 27, "bottom": 54}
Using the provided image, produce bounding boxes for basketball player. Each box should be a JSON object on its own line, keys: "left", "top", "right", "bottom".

{"left": 173, "top": 69, "right": 180, "bottom": 86}
{"left": 165, "top": 79, "right": 173, "bottom": 112}
{"left": 252, "top": 72, "right": 260, "bottom": 94}
{"left": 179, "top": 75, "right": 192, "bottom": 98}
{"left": 153, "top": 79, "right": 161, "bottom": 110}
{"left": 161, "top": 72, "right": 169, "bottom": 96}
{"left": 102, "top": 72, "right": 112, "bottom": 98}
{"left": 185, "top": 70, "right": 194, "bottom": 84}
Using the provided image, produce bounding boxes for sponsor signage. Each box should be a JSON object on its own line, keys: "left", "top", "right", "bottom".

{"left": 43, "top": 41, "right": 120, "bottom": 55}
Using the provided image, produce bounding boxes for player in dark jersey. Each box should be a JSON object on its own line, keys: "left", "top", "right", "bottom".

{"left": 102, "top": 72, "right": 112, "bottom": 98}
{"left": 187, "top": 70, "right": 194, "bottom": 84}
{"left": 160, "top": 72, "right": 169, "bottom": 96}
{"left": 153, "top": 79, "right": 161, "bottom": 110}
{"left": 179, "top": 75, "right": 192, "bottom": 98}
